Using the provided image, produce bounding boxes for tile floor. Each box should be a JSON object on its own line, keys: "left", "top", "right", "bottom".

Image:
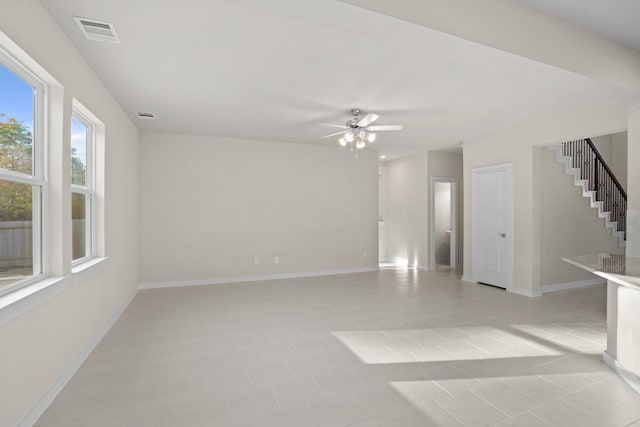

{"left": 35, "top": 268, "right": 640, "bottom": 426}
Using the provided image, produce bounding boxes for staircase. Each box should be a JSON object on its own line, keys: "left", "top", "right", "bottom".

{"left": 548, "top": 138, "right": 627, "bottom": 247}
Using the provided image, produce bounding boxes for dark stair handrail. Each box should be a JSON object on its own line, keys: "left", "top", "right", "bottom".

{"left": 561, "top": 138, "right": 627, "bottom": 239}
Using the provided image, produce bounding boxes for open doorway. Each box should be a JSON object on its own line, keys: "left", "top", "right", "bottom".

{"left": 430, "top": 177, "right": 458, "bottom": 271}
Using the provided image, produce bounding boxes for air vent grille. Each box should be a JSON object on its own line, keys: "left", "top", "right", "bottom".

{"left": 74, "top": 17, "right": 121, "bottom": 44}
{"left": 137, "top": 112, "right": 155, "bottom": 119}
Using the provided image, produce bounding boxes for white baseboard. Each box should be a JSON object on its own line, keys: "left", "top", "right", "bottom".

{"left": 139, "top": 267, "right": 380, "bottom": 290}
{"left": 19, "top": 287, "right": 138, "bottom": 427}
{"left": 416, "top": 265, "right": 430, "bottom": 272}
{"left": 542, "top": 278, "right": 606, "bottom": 293}
{"left": 508, "top": 287, "right": 542, "bottom": 297}
{"left": 462, "top": 276, "right": 541, "bottom": 297}
{"left": 603, "top": 351, "right": 640, "bottom": 395}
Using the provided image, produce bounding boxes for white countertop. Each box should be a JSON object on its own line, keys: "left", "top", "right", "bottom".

{"left": 563, "top": 253, "right": 640, "bottom": 289}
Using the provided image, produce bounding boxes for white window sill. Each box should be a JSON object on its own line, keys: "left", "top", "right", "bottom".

{"left": 0, "top": 276, "right": 69, "bottom": 326}
{"left": 72, "top": 256, "right": 109, "bottom": 285}
{"left": 0, "top": 257, "right": 110, "bottom": 326}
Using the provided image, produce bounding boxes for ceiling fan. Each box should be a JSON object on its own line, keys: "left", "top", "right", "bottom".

{"left": 321, "top": 108, "right": 403, "bottom": 150}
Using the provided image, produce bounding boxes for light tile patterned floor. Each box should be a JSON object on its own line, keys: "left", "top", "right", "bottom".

{"left": 35, "top": 268, "right": 640, "bottom": 426}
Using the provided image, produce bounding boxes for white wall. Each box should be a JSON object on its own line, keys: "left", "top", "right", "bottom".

{"left": 338, "top": 0, "right": 640, "bottom": 93}
{"left": 464, "top": 106, "right": 628, "bottom": 296}
{"left": 591, "top": 135, "right": 613, "bottom": 164}
{"left": 628, "top": 108, "right": 640, "bottom": 257}
{"left": 382, "top": 152, "right": 429, "bottom": 268}
{"left": 591, "top": 131, "right": 628, "bottom": 190}
{"left": 610, "top": 132, "right": 628, "bottom": 191}
{"left": 540, "top": 148, "right": 624, "bottom": 288}
{"left": 0, "top": 1, "right": 139, "bottom": 426}
{"left": 138, "top": 133, "right": 378, "bottom": 284}
{"left": 381, "top": 151, "right": 462, "bottom": 270}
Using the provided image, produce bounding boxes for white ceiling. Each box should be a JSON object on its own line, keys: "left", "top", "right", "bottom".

{"left": 40, "top": 0, "right": 640, "bottom": 158}
{"left": 514, "top": 0, "right": 640, "bottom": 51}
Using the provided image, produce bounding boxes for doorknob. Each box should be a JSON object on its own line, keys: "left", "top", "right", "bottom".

{"left": 497, "top": 233, "right": 506, "bottom": 238}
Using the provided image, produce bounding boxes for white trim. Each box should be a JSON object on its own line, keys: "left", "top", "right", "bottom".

{"left": 0, "top": 43, "right": 47, "bottom": 285}
{"left": 429, "top": 177, "right": 459, "bottom": 271}
{"left": 70, "top": 185, "right": 92, "bottom": 194}
{"left": 139, "top": 267, "right": 380, "bottom": 290}
{"left": 71, "top": 257, "right": 109, "bottom": 285}
{"left": 18, "top": 287, "right": 137, "bottom": 427}
{"left": 71, "top": 103, "right": 97, "bottom": 263}
{"left": 462, "top": 276, "right": 540, "bottom": 296}
{"left": 603, "top": 351, "right": 640, "bottom": 395}
{"left": 0, "top": 169, "right": 44, "bottom": 185}
{"left": 0, "top": 276, "right": 68, "bottom": 326}
{"left": 542, "top": 278, "right": 606, "bottom": 293}
{"left": 471, "top": 162, "right": 513, "bottom": 173}
{"left": 508, "top": 287, "right": 542, "bottom": 297}
{"left": 416, "top": 265, "right": 430, "bottom": 272}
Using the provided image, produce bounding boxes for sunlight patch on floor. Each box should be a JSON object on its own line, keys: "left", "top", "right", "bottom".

{"left": 332, "top": 326, "right": 567, "bottom": 365}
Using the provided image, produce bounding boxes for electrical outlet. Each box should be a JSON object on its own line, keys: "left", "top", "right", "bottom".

{"left": 254, "top": 257, "right": 260, "bottom": 265}
{"left": 274, "top": 257, "right": 279, "bottom": 264}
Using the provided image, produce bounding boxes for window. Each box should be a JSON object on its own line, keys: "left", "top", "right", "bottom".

{"left": 71, "top": 109, "right": 95, "bottom": 263}
{"left": 0, "top": 52, "right": 45, "bottom": 292}
{"left": 0, "top": 36, "right": 105, "bottom": 322}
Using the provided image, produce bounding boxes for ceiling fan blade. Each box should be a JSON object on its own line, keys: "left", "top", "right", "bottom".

{"left": 320, "top": 130, "right": 347, "bottom": 139}
{"left": 357, "top": 113, "right": 379, "bottom": 127}
{"left": 368, "top": 125, "right": 403, "bottom": 131}
{"left": 321, "top": 123, "right": 349, "bottom": 129}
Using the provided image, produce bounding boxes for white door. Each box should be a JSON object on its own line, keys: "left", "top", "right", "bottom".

{"left": 472, "top": 165, "right": 512, "bottom": 289}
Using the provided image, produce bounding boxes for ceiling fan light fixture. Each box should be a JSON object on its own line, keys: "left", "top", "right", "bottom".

{"left": 344, "top": 131, "right": 355, "bottom": 143}
{"left": 321, "top": 108, "right": 402, "bottom": 156}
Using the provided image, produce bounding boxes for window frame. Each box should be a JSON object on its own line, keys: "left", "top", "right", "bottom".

{"left": 0, "top": 47, "right": 47, "bottom": 297}
{"left": 70, "top": 107, "right": 95, "bottom": 266}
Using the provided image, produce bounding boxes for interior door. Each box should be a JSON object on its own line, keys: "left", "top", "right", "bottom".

{"left": 472, "top": 166, "right": 512, "bottom": 289}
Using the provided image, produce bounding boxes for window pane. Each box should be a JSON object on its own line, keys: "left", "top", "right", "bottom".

{"left": 72, "top": 192, "right": 87, "bottom": 260}
{"left": 71, "top": 117, "right": 87, "bottom": 186}
{"left": 0, "top": 64, "right": 34, "bottom": 175}
{"left": 0, "top": 179, "right": 33, "bottom": 288}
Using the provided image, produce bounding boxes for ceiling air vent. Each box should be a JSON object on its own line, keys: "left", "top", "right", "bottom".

{"left": 137, "top": 112, "right": 155, "bottom": 119}
{"left": 73, "top": 17, "right": 121, "bottom": 44}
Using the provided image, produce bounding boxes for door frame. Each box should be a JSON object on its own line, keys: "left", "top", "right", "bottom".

{"left": 430, "top": 177, "right": 458, "bottom": 271}
{"left": 471, "top": 163, "right": 513, "bottom": 291}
